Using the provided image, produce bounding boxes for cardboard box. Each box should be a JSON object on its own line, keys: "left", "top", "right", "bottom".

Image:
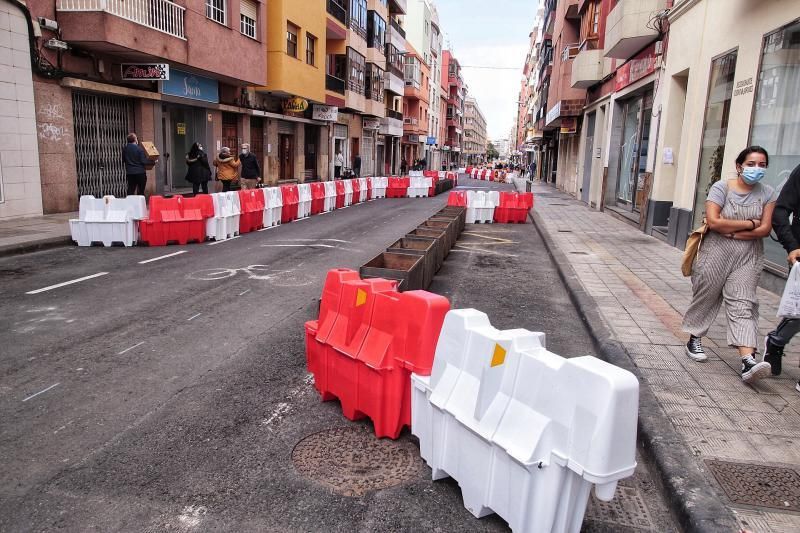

{"left": 140, "top": 141, "right": 160, "bottom": 162}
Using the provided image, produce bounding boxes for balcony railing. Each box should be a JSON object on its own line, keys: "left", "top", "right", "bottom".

{"left": 326, "top": 74, "right": 346, "bottom": 94}
{"left": 57, "top": 0, "right": 185, "bottom": 39}
{"left": 389, "top": 17, "right": 406, "bottom": 38}
{"left": 327, "top": 0, "right": 347, "bottom": 25}
{"left": 386, "top": 109, "right": 403, "bottom": 121}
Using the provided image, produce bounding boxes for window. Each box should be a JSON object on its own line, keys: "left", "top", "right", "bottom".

{"left": 306, "top": 33, "right": 317, "bottom": 65}
{"left": 367, "top": 11, "right": 386, "bottom": 51}
{"left": 580, "top": 0, "right": 601, "bottom": 44}
{"left": 287, "top": 22, "right": 298, "bottom": 58}
{"left": 349, "top": 0, "right": 368, "bottom": 39}
{"left": 240, "top": 0, "right": 257, "bottom": 39}
{"left": 366, "top": 63, "right": 384, "bottom": 102}
{"left": 206, "top": 0, "right": 225, "bottom": 25}
{"left": 386, "top": 43, "right": 403, "bottom": 75}
{"left": 347, "top": 47, "right": 366, "bottom": 93}
{"left": 751, "top": 20, "right": 800, "bottom": 270}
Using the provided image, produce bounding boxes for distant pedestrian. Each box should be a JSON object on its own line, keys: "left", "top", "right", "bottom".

{"left": 418, "top": 156, "right": 426, "bottom": 171}
{"left": 239, "top": 143, "right": 261, "bottom": 189}
{"left": 529, "top": 160, "right": 537, "bottom": 179}
{"left": 122, "top": 133, "right": 149, "bottom": 196}
{"left": 763, "top": 162, "right": 800, "bottom": 393}
{"left": 401, "top": 158, "right": 408, "bottom": 175}
{"left": 353, "top": 153, "right": 361, "bottom": 178}
{"left": 185, "top": 142, "right": 211, "bottom": 194}
{"left": 682, "top": 146, "right": 777, "bottom": 384}
{"left": 334, "top": 150, "right": 344, "bottom": 179}
{"left": 213, "top": 147, "right": 240, "bottom": 192}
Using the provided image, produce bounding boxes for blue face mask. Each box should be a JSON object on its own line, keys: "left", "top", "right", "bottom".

{"left": 741, "top": 167, "right": 766, "bottom": 185}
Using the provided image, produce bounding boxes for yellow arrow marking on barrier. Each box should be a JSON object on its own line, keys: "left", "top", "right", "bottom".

{"left": 490, "top": 344, "right": 506, "bottom": 367}
{"left": 355, "top": 288, "right": 367, "bottom": 307}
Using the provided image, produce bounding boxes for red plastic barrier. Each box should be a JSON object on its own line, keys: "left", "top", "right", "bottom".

{"left": 428, "top": 179, "right": 436, "bottom": 197}
{"left": 493, "top": 191, "right": 534, "bottom": 223}
{"left": 423, "top": 170, "right": 437, "bottom": 178}
{"left": 447, "top": 190, "right": 467, "bottom": 207}
{"left": 351, "top": 178, "right": 361, "bottom": 203}
{"left": 237, "top": 189, "right": 265, "bottom": 233}
{"left": 466, "top": 166, "right": 473, "bottom": 174}
{"left": 281, "top": 184, "right": 299, "bottom": 223}
{"left": 305, "top": 269, "right": 450, "bottom": 439}
{"left": 335, "top": 180, "right": 345, "bottom": 209}
{"left": 366, "top": 177, "right": 373, "bottom": 200}
{"left": 386, "top": 177, "right": 410, "bottom": 198}
{"left": 139, "top": 195, "right": 213, "bottom": 246}
{"left": 310, "top": 182, "right": 325, "bottom": 215}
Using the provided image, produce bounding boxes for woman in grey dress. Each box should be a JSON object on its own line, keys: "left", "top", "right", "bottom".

{"left": 683, "top": 146, "right": 777, "bottom": 383}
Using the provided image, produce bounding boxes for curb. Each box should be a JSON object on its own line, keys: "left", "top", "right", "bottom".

{"left": 0, "top": 236, "right": 73, "bottom": 258}
{"left": 530, "top": 207, "right": 738, "bottom": 533}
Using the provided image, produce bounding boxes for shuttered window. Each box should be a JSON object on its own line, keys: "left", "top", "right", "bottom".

{"left": 240, "top": 0, "right": 257, "bottom": 39}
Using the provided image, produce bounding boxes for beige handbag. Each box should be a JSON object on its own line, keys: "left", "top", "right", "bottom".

{"left": 682, "top": 221, "right": 708, "bottom": 277}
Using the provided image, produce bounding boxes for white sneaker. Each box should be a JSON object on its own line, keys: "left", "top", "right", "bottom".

{"left": 741, "top": 355, "right": 771, "bottom": 384}
{"left": 686, "top": 336, "right": 708, "bottom": 362}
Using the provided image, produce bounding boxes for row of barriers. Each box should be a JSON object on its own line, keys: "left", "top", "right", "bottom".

{"left": 69, "top": 175, "right": 453, "bottom": 247}
{"left": 305, "top": 268, "right": 640, "bottom": 532}
{"left": 447, "top": 190, "right": 534, "bottom": 224}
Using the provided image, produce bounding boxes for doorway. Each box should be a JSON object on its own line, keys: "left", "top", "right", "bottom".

{"left": 250, "top": 117, "right": 265, "bottom": 172}
{"left": 304, "top": 124, "right": 318, "bottom": 180}
{"left": 616, "top": 91, "right": 653, "bottom": 212}
{"left": 350, "top": 137, "right": 360, "bottom": 171}
{"left": 164, "top": 105, "right": 206, "bottom": 192}
{"left": 581, "top": 112, "right": 596, "bottom": 203}
{"left": 279, "top": 134, "right": 294, "bottom": 181}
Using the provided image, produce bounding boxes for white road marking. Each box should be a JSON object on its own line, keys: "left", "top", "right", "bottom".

{"left": 261, "top": 244, "right": 337, "bottom": 249}
{"left": 257, "top": 225, "right": 279, "bottom": 231}
{"left": 187, "top": 313, "right": 202, "bottom": 321}
{"left": 22, "top": 383, "right": 60, "bottom": 402}
{"left": 451, "top": 247, "right": 519, "bottom": 258}
{"left": 26, "top": 272, "right": 108, "bottom": 295}
{"left": 207, "top": 236, "right": 240, "bottom": 246}
{"left": 238, "top": 289, "right": 250, "bottom": 296}
{"left": 282, "top": 238, "right": 351, "bottom": 243}
{"left": 117, "top": 341, "right": 145, "bottom": 355}
{"left": 138, "top": 251, "right": 187, "bottom": 264}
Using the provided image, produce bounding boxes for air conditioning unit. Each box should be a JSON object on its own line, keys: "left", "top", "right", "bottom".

{"left": 44, "top": 38, "right": 68, "bottom": 51}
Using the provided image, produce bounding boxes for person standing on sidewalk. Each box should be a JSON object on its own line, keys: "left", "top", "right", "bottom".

{"left": 683, "top": 146, "right": 777, "bottom": 384}
{"left": 185, "top": 142, "right": 211, "bottom": 194}
{"left": 213, "top": 147, "right": 240, "bottom": 192}
{"left": 763, "top": 162, "right": 800, "bottom": 393}
{"left": 122, "top": 133, "right": 149, "bottom": 196}
{"left": 238, "top": 143, "right": 261, "bottom": 189}
{"left": 334, "top": 150, "right": 343, "bottom": 179}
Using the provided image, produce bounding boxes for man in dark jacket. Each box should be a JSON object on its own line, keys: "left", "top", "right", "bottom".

{"left": 239, "top": 143, "right": 261, "bottom": 189}
{"left": 764, "top": 162, "right": 800, "bottom": 393}
{"left": 122, "top": 133, "right": 150, "bottom": 195}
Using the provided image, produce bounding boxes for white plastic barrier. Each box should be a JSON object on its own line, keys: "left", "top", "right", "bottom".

{"left": 207, "top": 192, "right": 241, "bottom": 241}
{"left": 358, "top": 177, "right": 369, "bottom": 202}
{"left": 372, "top": 177, "right": 387, "bottom": 199}
{"left": 408, "top": 176, "right": 429, "bottom": 198}
{"left": 409, "top": 170, "right": 424, "bottom": 178}
{"left": 69, "top": 195, "right": 147, "bottom": 246}
{"left": 466, "top": 190, "right": 499, "bottom": 224}
{"left": 297, "top": 183, "right": 312, "bottom": 219}
{"left": 323, "top": 180, "right": 337, "bottom": 211}
{"left": 264, "top": 187, "right": 282, "bottom": 227}
{"left": 343, "top": 179, "right": 353, "bottom": 207}
{"left": 411, "top": 309, "right": 638, "bottom": 533}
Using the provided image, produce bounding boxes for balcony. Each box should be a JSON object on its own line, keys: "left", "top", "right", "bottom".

{"left": 386, "top": 109, "right": 403, "bottom": 121}
{"left": 385, "top": 69, "right": 404, "bottom": 96}
{"left": 390, "top": 17, "right": 405, "bottom": 39}
{"left": 604, "top": 0, "right": 666, "bottom": 59}
{"left": 57, "top": 0, "right": 185, "bottom": 39}
{"left": 571, "top": 48, "right": 604, "bottom": 88}
{"left": 404, "top": 81, "right": 428, "bottom": 102}
{"left": 389, "top": 0, "right": 407, "bottom": 15}
{"left": 327, "top": 0, "right": 347, "bottom": 26}
{"left": 381, "top": 114, "right": 403, "bottom": 137}
{"left": 326, "top": 74, "right": 346, "bottom": 94}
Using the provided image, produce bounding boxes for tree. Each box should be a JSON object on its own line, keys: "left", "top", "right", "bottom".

{"left": 486, "top": 142, "right": 499, "bottom": 161}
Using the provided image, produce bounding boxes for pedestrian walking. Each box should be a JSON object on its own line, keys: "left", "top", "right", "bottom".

{"left": 400, "top": 158, "right": 408, "bottom": 175}
{"left": 529, "top": 159, "right": 537, "bottom": 180}
{"left": 185, "top": 142, "right": 211, "bottom": 194}
{"left": 334, "top": 150, "right": 343, "bottom": 179}
{"left": 682, "top": 146, "right": 777, "bottom": 384}
{"left": 239, "top": 143, "right": 261, "bottom": 189}
{"left": 213, "top": 147, "right": 240, "bottom": 192}
{"left": 122, "top": 133, "right": 149, "bottom": 196}
{"left": 353, "top": 153, "right": 361, "bottom": 179}
{"left": 763, "top": 162, "right": 800, "bottom": 393}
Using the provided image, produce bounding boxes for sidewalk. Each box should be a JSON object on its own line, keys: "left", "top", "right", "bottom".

{"left": 0, "top": 212, "right": 74, "bottom": 257}
{"left": 528, "top": 182, "right": 800, "bottom": 532}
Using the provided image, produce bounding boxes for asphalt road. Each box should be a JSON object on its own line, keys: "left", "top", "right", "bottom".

{"left": 0, "top": 178, "right": 675, "bottom": 531}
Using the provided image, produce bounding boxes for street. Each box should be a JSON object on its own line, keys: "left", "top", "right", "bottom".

{"left": 0, "top": 178, "right": 675, "bottom": 531}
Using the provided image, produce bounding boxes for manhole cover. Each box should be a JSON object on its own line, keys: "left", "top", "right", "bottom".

{"left": 586, "top": 486, "right": 653, "bottom": 529}
{"left": 706, "top": 460, "right": 800, "bottom": 511}
{"left": 292, "top": 427, "right": 424, "bottom": 496}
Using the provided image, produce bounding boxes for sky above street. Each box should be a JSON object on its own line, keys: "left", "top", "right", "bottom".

{"left": 436, "top": 0, "right": 539, "bottom": 142}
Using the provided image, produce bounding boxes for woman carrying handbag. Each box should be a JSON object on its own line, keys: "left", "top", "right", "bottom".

{"left": 682, "top": 146, "right": 777, "bottom": 384}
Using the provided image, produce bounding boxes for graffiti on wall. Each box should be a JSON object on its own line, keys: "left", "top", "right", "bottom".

{"left": 36, "top": 103, "right": 71, "bottom": 144}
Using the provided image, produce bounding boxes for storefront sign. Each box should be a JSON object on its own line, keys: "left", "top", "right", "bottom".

{"left": 560, "top": 117, "right": 577, "bottom": 134}
{"left": 362, "top": 117, "right": 381, "bottom": 130}
{"left": 122, "top": 63, "right": 169, "bottom": 81}
{"left": 283, "top": 97, "right": 309, "bottom": 113}
{"left": 426, "top": 136, "right": 437, "bottom": 145}
{"left": 161, "top": 69, "right": 219, "bottom": 103}
{"left": 176, "top": 123, "right": 186, "bottom": 135}
{"left": 312, "top": 105, "right": 338, "bottom": 121}
{"left": 523, "top": 143, "right": 537, "bottom": 152}
{"left": 545, "top": 102, "right": 561, "bottom": 125}
{"left": 734, "top": 77, "right": 754, "bottom": 97}
{"left": 615, "top": 54, "right": 658, "bottom": 91}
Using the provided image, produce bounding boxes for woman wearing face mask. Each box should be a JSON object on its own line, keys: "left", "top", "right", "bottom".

{"left": 185, "top": 142, "right": 212, "bottom": 194}
{"left": 683, "top": 146, "right": 777, "bottom": 383}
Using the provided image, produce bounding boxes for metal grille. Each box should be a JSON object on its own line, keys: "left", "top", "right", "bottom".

{"left": 221, "top": 112, "right": 239, "bottom": 154}
{"left": 72, "top": 92, "right": 133, "bottom": 198}
{"left": 278, "top": 120, "right": 295, "bottom": 135}
{"left": 361, "top": 135, "right": 374, "bottom": 176}
{"left": 334, "top": 124, "right": 348, "bottom": 138}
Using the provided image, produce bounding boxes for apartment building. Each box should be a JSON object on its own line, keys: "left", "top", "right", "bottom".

{"left": 463, "top": 96, "right": 487, "bottom": 165}
{"left": 401, "top": 43, "right": 429, "bottom": 166}
{"left": 442, "top": 50, "right": 464, "bottom": 169}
